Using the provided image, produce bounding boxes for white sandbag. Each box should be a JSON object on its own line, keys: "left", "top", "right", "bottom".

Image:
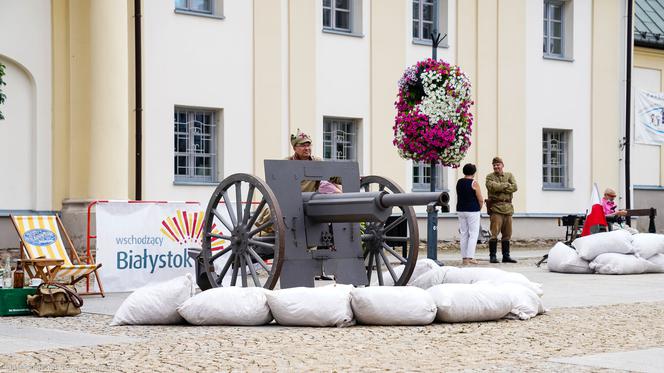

{"left": 177, "top": 287, "right": 272, "bottom": 326}
{"left": 589, "top": 253, "right": 650, "bottom": 274}
{"left": 266, "top": 285, "right": 354, "bottom": 327}
{"left": 381, "top": 258, "right": 439, "bottom": 286}
{"left": 427, "top": 283, "right": 513, "bottom": 323}
{"left": 648, "top": 253, "right": 664, "bottom": 266}
{"left": 111, "top": 274, "right": 194, "bottom": 326}
{"left": 572, "top": 230, "right": 634, "bottom": 261}
{"left": 351, "top": 286, "right": 436, "bottom": 325}
{"left": 546, "top": 242, "right": 592, "bottom": 274}
{"left": 497, "top": 282, "right": 546, "bottom": 320}
{"left": 411, "top": 266, "right": 460, "bottom": 289}
{"left": 441, "top": 267, "right": 543, "bottom": 296}
{"left": 647, "top": 254, "right": 664, "bottom": 273}
{"left": 632, "top": 233, "right": 664, "bottom": 259}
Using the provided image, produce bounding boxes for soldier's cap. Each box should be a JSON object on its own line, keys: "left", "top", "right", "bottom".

{"left": 492, "top": 156, "right": 504, "bottom": 165}
{"left": 290, "top": 129, "right": 312, "bottom": 147}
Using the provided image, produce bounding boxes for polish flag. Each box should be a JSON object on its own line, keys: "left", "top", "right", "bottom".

{"left": 581, "top": 183, "right": 607, "bottom": 237}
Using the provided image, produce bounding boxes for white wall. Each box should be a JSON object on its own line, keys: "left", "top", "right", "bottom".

{"left": 316, "top": 0, "right": 371, "bottom": 174}
{"left": 632, "top": 67, "right": 662, "bottom": 186}
{"left": 524, "top": 0, "right": 592, "bottom": 213}
{"left": 142, "top": 0, "right": 254, "bottom": 206}
{"left": 0, "top": 0, "right": 52, "bottom": 211}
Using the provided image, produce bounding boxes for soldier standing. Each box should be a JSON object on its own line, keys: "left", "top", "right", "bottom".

{"left": 485, "top": 157, "right": 518, "bottom": 263}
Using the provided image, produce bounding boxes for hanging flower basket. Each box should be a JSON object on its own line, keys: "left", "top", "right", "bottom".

{"left": 393, "top": 58, "right": 473, "bottom": 167}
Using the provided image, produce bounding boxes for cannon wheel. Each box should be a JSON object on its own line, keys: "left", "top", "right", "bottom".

{"left": 201, "top": 173, "right": 285, "bottom": 289}
{"left": 360, "top": 175, "right": 419, "bottom": 286}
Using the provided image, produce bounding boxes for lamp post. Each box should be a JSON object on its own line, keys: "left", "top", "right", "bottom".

{"left": 427, "top": 0, "right": 447, "bottom": 264}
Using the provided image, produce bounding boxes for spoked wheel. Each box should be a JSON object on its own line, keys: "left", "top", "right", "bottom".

{"left": 201, "top": 173, "right": 285, "bottom": 289}
{"left": 360, "top": 175, "right": 419, "bottom": 286}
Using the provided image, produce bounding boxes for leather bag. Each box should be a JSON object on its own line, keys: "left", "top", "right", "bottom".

{"left": 27, "top": 283, "right": 84, "bottom": 317}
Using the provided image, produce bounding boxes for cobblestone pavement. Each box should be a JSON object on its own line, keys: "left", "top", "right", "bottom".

{"left": 1, "top": 300, "right": 663, "bottom": 372}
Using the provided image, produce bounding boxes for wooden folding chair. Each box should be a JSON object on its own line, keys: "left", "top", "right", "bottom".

{"left": 11, "top": 215, "right": 105, "bottom": 297}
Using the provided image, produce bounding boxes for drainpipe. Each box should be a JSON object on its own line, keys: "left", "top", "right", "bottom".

{"left": 625, "top": 0, "right": 633, "bottom": 222}
{"left": 134, "top": 0, "right": 143, "bottom": 200}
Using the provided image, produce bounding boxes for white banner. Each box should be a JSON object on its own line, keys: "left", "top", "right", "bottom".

{"left": 95, "top": 201, "right": 229, "bottom": 292}
{"left": 636, "top": 89, "right": 664, "bottom": 145}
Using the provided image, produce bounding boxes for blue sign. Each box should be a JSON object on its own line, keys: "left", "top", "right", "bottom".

{"left": 23, "top": 229, "right": 57, "bottom": 246}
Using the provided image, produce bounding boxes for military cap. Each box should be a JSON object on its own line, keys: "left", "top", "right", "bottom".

{"left": 290, "top": 129, "right": 312, "bottom": 147}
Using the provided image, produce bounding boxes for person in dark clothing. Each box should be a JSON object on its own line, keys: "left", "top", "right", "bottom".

{"left": 456, "top": 163, "right": 484, "bottom": 265}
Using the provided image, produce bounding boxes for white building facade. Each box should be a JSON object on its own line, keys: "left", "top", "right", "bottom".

{"left": 1, "top": 0, "right": 654, "bottom": 249}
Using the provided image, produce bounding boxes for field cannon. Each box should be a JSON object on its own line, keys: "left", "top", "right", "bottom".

{"left": 194, "top": 160, "right": 449, "bottom": 290}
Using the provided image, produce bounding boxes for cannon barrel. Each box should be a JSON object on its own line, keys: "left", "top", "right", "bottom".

{"left": 379, "top": 191, "right": 449, "bottom": 209}
{"left": 303, "top": 191, "right": 449, "bottom": 223}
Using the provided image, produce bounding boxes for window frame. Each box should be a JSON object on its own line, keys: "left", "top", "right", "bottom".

{"left": 175, "top": 0, "right": 213, "bottom": 14}
{"left": 174, "top": 107, "right": 218, "bottom": 184}
{"left": 323, "top": 117, "right": 359, "bottom": 162}
{"left": 322, "top": 0, "right": 353, "bottom": 33}
{"left": 412, "top": 0, "right": 435, "bottom": 42}
{"left": 542, "top": 129, "right": 571, "bottom": 189}
{"left": 412, "top": 162, "right": 446, "bottom": 192}
{"left": 412, "top": 0, "right": 448, "bottom": 47}
{"left": 174, "top": 0, "right": 224, "bottom": 19}
{"left": 543, "top": 0, "right": 565, "bottom": 58}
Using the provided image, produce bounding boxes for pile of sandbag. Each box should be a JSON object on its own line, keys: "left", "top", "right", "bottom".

{"left": 111, "top": 260, "right": 545, "bottom": 327}
{"left": 546, "top": 231, "right": 664, "bottom": 275}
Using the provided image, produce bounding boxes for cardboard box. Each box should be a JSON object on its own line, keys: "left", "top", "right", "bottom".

{"left": 0, "top": 288, "right": 37, "bottom": 316}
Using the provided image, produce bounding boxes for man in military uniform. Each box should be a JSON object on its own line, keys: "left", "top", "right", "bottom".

{"left": 255, "top": 129, "right": 321, "bottom": 231}
{"left": 485, "top": 157, "right": 518, "bottom": 263}
{"left": 287, "top": 129, "right": 322, "bottom": 192}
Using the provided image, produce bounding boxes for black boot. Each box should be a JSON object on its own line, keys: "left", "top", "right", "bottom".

{"left": 489, "top": 239, "right": 498, "bottom": 263}
{"left": 501, "top": 240, "right": 517, "bottom": 263}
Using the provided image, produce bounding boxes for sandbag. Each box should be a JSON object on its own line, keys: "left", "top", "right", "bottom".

{"left": 572, "top": 230, "right": 634, "bottom": 261}
{"left": 381, "top": 259, "right": 439, "bottom": 286}
{"left": 427, "top": 283, "right": 513, "bottom": 323}
{"left": 647, "top": 254, "right": 664, "bottom": 272}
{"left": 632, "top": 233, "right": 664, "bottom": 259}
{"left": 351, "top": 286, "right": 436, "bottom": 325}
{"left": 111, "top": 274, "right": 194, "bottom": 326}
{"left": 411, "top": 266, "right": 460, "bottom": 289}
{"left": 546, "top": 242, "right": 592, "bottom": 274}
{"left": 589, "top": 253, "right": 650, "bottom": 274}
{"left": 266, "top": 285, "right": 354, "bottom": 327}
{"left": 177, "top": 287, "right": 272, "bottom": 326}
{"left": 497, "top": 282, "right": 546, "bottom": 320}
{"left": 441, "top": 267, "right": 543, "bottom": 296}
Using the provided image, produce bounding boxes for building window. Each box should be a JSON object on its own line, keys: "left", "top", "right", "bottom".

{"left": 412, "top": 0, "right": 434, "bottom": 41}
{"left": 413, "top": 162, "right": 445, "bottom": 192}
{"left": 174, "top": 0, "right": 224, "bottom": 18}
{"left": 543, "top": 0, "right": 573, "bottom": 60}
{"left": 175, "top": 0, "right": 212, "bottom": 14}
{"left": 174, "top": 108, "right": 218, "bottom": 183}
{"left": 323, "top": 0, "right": 352, "bottom": 33}
{"left": 542, "top": 129, "right": 570, "bottom": 188}
{"left": 323, "top": 117, "right": 358, "bottom": 161}
{"left": 412, "top": 0, "right": 447, "bottom": 45}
